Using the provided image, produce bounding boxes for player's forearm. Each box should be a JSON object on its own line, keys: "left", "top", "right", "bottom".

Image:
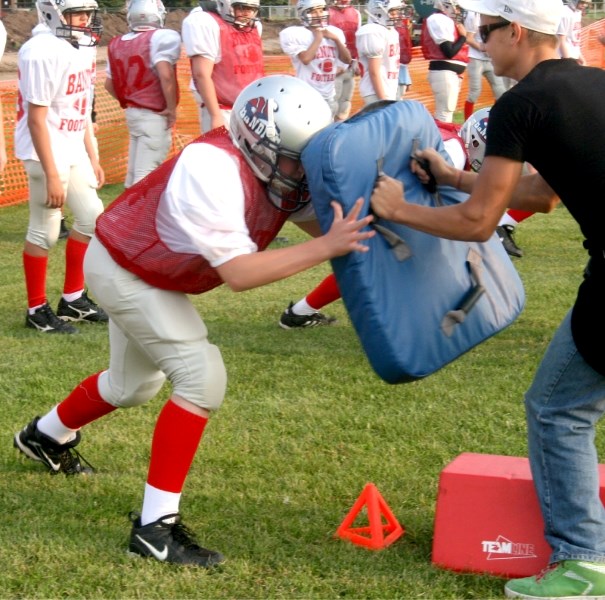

{"left": 335, "top": 39, "right": 351, "bottom": 64}
{"left": 157, "top": 62, "right": 178, "bottom": 113}
{"left": 29, "top": 118, "right": 59, "bottom": 179}
{"left": 216, "top": 237, "right": 334, "bottom": 292}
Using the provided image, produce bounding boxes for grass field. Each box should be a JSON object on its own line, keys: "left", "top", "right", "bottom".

{"left": 0, "top": 185, "right": 596, "bottom": 599}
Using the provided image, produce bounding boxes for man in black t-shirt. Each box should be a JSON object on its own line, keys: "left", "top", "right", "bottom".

{"left": 371, "top": 0, "right": 605, "bottom": 597}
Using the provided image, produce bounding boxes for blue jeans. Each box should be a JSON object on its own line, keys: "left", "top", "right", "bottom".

{"left": 525, "top": 310, "right": 605, "bottom": 563}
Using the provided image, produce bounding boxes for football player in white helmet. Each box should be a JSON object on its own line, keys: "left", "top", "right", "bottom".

{"left": 296, "top": 0, "right": 330, "bottom": 28}
{"left": 434, "top": 0, "right": 460, "bottom": 21}
{"left": 105, "top": 0, "right": 181, "bottom": 188}
{"left": 365, "top": 0, "right": 405, "bottom": 27}
{"left": 558, "top": 0, "right": 589, "bottom": 64}
{"left": 126, "top": 0, "right": 167, "bottom": 31}
{"left": 420, "top": 0, "right": 468, "bottom": 122}
{"left": 230, "top": 75, "right": 333, "bottom": 211}
{"left": 355, "top": 0, "right": 402, "bottom": 103}
{"left": 36, "top": 0, "right": 102, "bottom": 46}
{"left": 15, "top": 0, "right": 107, "bottom": 333}
{"left": 460, "top": 106, "right": 532, "bottom": 258}
{"left": 460, "top": 105, "right": 489, "bottom": 173}
{"left": 328, "top": 0, "right": 362, "bottom": 120}
{"left": 14, "top": 75, "right": 373, "bottom": 569}
{"left": 182, "top": 0, "right": 265, "bottom": 132}
{"left": 280, "top": 0, "right": 351, "bottom": 116}
{"left": 216, "top": 0, "right": 260, "bottom": 32}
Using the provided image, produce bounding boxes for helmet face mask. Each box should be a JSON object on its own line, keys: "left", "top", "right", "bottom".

{"left": 217, "top": 0, "right": 260, "bottom": 31}
{"left": 127, "top": 0, "right": 167, "bottom": 31}
{"left": 230, "top": 75, "right": 333, "bottom": 212}
{"left": 37, "top": 0, "right": 102, "bottom": 46}
{"left": 460, "top": 107, "right": 490, "bottom": 173}
{"left": 366, "top": 0, "right": 404, "bottom": 28}
{"left": 297, "top": 0, "right": 329, "bottom": 28}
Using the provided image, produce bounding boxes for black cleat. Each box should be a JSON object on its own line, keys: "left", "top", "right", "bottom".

{"left": 14, "top": 417, "right": 94, "bottom": 475}
{"left": 279, "top": 302, "right": 336, "bottom": 329}
{"left": 25, "top": 303, "right": 78, "bottom": 334}
{"left": 128, "top": 512, "right": 225, "bottom": 567}
{"left": 57, "top": 291, "right": 108, "bottom": 323}
{"left": 497, "top": 225, "right": 523, "bottom": 258}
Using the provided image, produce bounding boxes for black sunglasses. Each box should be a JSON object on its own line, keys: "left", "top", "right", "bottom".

{"left": 478, "top": 21, "right": 511, "bottom": 43}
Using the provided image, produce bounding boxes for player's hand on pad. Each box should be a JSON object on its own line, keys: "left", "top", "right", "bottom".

{"left": 410, "top": 148, "right": 454, "bottom": 187}
{"left": 324, "top": 198, "right": 374, "bottom": 256}
{"left": 371, "top": 176, "right": 407, "bottom": 222}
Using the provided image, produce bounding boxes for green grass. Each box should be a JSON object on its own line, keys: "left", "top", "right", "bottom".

{"left": 0, "top": 187, "right": 594, "bottom": 599}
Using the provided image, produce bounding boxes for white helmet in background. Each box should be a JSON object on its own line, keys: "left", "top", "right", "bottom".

{"left": 230, "top": 75, "right": 332, "bottom": 212}
{"left": 460, "top": 106, "right": 490, "bottom": 173}
{"left": 127, "top": 0, "right": 167, "bottom": 31}
{"left": 296, "top": 0, "right": 329, "bottom": 28}
{"left": 216, "top": 0, "right": 260, "bottom": 31}
{"left": 567, "top": 0, "right": 590, "bottom": 11}
{"left": 434, "top": 0, "right": 459, "bottom": 20}
{"left": 366, "top": 0, "right": 404, "bottom": 28}
{"left": 36, "top": 0, "right": 102, "bottom": 45}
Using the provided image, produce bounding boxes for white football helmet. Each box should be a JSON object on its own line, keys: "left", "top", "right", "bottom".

{"left": 230, "top": 75, "right": 333, "bottom": 212}
{"left": 297, "top": 0, "right": 329, "bottom": 28}
{"left": 434, "top": 0, "right": 459, "bottom": 20}
{"left": 36, "top": 0, "right": 102, "bottom": 46}
{"left": 365, "top": 0, "right": 404, "bottom": 28}
{"left": 330, "top": 0, "right": 351, "bottom": 9}
{"left": 127, "top": 0, "right": 166, "bottom": 31}
{"left": 460, "top": 106, "right": 490, "bottom": 173}
{"left": 567, "top": 0, "right": 590, "bottom": 11}
{"left": 216, "top": 0, "right": 260, "bottom": 31}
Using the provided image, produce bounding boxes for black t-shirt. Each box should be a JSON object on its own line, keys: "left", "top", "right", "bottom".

{"left": 485, "top": 58, "right": 605, "bottom": 253}
{"left": 486, "top": 58, "right": 605, "bottom": 375}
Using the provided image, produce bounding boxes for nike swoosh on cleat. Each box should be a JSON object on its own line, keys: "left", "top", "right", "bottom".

{"left": 32, "top": 441, "right": 61, "bottom": 471}
{"left": 29, "top": 321, "right": 56, "bottom": 332}
{"left": 135, "top": 535, "right": 169, "bottom": 561}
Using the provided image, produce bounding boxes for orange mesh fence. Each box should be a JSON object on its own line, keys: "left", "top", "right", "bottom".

{"left": 1, "top": 20, "right": 604, "bottom": 208}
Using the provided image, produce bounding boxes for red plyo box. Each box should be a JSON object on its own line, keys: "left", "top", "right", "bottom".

{"left": 432, "top": 452, "right": 605, "bottom": 578}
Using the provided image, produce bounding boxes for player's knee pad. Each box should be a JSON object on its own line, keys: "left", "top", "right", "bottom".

{"left": 98, "top": 370, "right": 166, "bottom": 408}
{"left": 171, "top": 343, "right": 227, "bottom": 412}
{"left": 71, "top": 195, "right": 104, "bottom": 238}
{"left": 26, "top": 227, "right": 59, "bottom": 251}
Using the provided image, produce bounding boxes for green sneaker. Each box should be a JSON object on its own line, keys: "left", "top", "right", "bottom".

{"left": 505, "top": 560, "right": 605, "bottom": 599}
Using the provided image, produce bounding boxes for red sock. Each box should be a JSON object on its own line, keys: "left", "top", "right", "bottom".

{"left": 147, "top": 400, "right": 208, "bottom": 493}
{"left": 57, "top": 372, "right": 117, "bottom": 429}
{"left": 63, "top": 237, "right": 88, "bottom": 295}
{"left": 306, "top": 273, "right": 341, "bottom": 310}
{"left": 23, "top": 252, "right": 48, "bottom": 309}
{"left": 506, "top": 210, "right": 533, "bottom": 225}
{"left": 464, "top": 101, "right": 474, "bottom": 121}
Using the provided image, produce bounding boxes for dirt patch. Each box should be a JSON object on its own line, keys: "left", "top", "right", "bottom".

{"left": 0, "top": 9, "right": 292, "bottom": 74}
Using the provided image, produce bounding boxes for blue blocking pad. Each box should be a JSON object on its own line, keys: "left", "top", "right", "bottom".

{"left": 302, "top": 101, "right": 525, "bottom": 383}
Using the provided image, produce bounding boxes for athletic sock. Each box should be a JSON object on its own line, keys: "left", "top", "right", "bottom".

{"left": 146, "top": 399, "right": 208, "bottom": 494}
{"left": 141, "top": 484, "right": 182, "bottom": 526}
{"left": 63, "top": 237, "right": 88, "bottom": 296}
{"left": 305, "top": 273, "right": 340, "bottom": 311}
{"left": 464, "top": 101, "right": 474, "bottom": 121}
{"left": 506, "top": 209, "right": 533, "bottom": 225}
{"left": 55, "top": 372, "right": 117, "bottom": 432}
{"left": 23, "top": 252, "right": 48, "bottom": 310}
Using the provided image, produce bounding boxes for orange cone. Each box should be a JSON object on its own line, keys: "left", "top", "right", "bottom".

{"left": 335, "top": 483, "right": 404, "bottom": 550}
